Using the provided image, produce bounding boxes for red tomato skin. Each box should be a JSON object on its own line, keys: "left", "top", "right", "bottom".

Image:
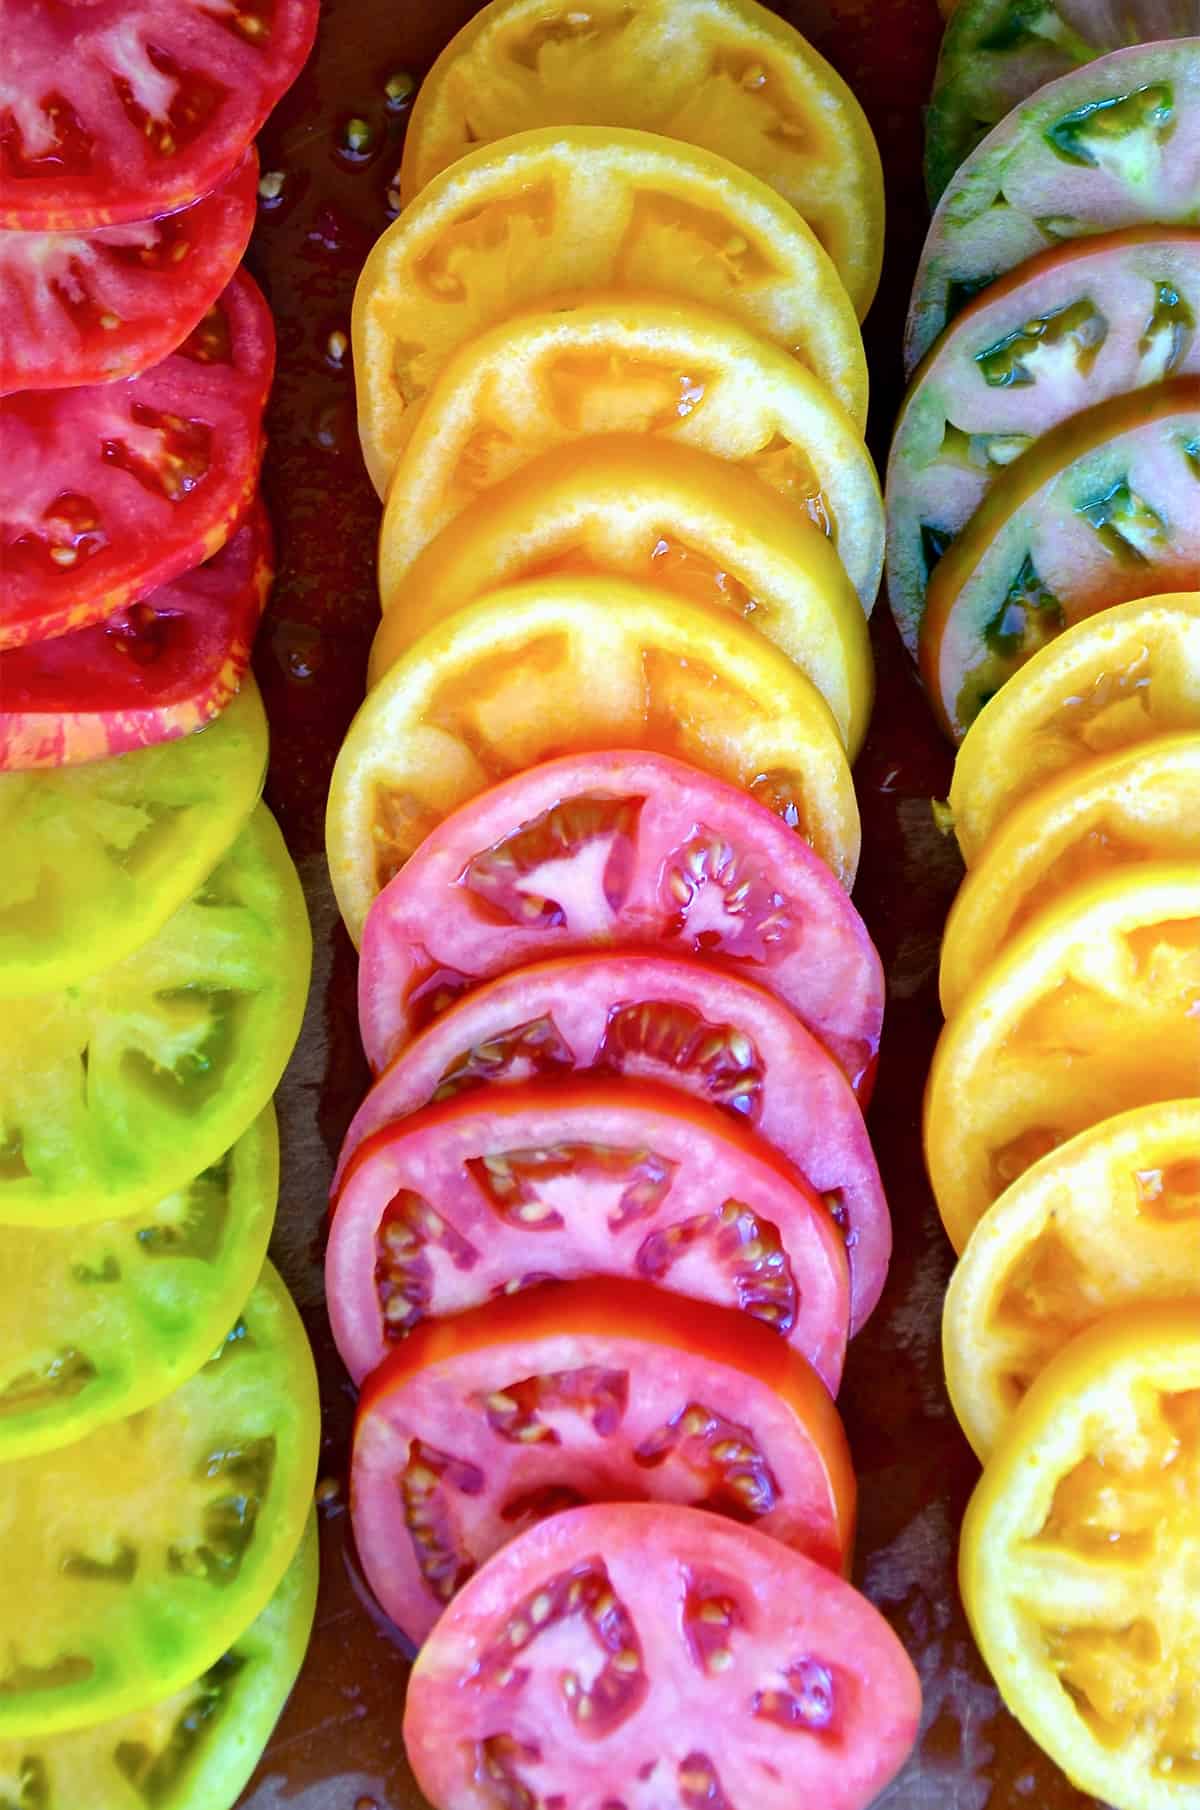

{"left": 0, "top": 152, "right": 258, "bottom": 393}
{"left": 337, "top": 951, "right": 891, "bottom": 1335}
{"left": 357, "top": 750, "right": 885, "bottom": 1098}
{"left": 327, "top": 1078, "right": 851, "bottom": 1394}
{"left": 404, "top": 1502, "right": 921, "bottom": 1810}
{"left": 0, "top": 501, "right": 272, "bottom": 769}
{"left": 0, "top": 269, "right": 273, "bottom": 651}
{"left": 353, "top": 1278, "right": 856, "bottom": 1646}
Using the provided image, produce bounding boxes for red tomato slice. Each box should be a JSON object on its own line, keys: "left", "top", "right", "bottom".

{"left": 404, "top": 1502, "right": 921, "bottom": 1810}
{"left": 357, "top": 751, "right": 884, "bottom": 1101}
{"left": 0, "top": 149, "right": 257, "bottom": 392}
{"left": 0, "top": 499, "right": 272, "bottom": 769}
{"left": 353, "top": 1278, "right": 856, "bottom": 1648}
{"left": 338, "top": 952, "right": 890, "bottom": 1336}
{"left": 327, "top": 1079, "right": 850, "bottom": 1395}
{"left": 0, "top": 0, "right": 318, "bottom": 230}
{"left": 0, "top": 269, "right": 272, "bottom": 651}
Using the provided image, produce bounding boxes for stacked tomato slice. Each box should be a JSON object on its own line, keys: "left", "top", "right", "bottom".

{"left": 324, "top": 6, "right": 921, "bottom": 1806}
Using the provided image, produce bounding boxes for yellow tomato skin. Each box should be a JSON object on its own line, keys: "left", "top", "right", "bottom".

{"left": 944, "top": 1100, "right": 1200, "bottom": 1459}
{"left": 940, "top": 734, "right": 1200, "bottom": 1016}
{"left": 372, "top": 434, "right": 873, "bottom": 756}
{"left": 948, "top": 593, "right": 1200, "bottom": 864}
{"left": 961, "top": 1302, "right": 1200, "bottom": 1810}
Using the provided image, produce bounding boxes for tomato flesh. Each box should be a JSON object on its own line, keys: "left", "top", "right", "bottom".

{"left": 328, "top": 1079, "right": 850, "bottom": 1393}
{"left": 339, "top": 952, "right": 889, "bottom": 1334}
{"left": 404, "top": 1502, "right": 921, "bottom": 1810}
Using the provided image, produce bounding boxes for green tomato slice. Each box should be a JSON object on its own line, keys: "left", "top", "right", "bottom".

{"left": 0, "top": 1110, "right": 278, "bottom": 1460}
{"left": 0, "top": 680, "right": 268, "bottom": 1000}
{"left": 0, "top": 1263, "right": 319, "bottom": 1739}
{"left": 0, "top": 805, "right": 311, "bottom": 1228}
{"left": 0, "top": 1512, "right": 317, "bottom": 1810}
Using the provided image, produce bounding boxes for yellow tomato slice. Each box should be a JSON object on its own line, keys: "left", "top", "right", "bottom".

{"left": 372, "top": 435, "right": 874, "bottom": 756}
{"left": 945, "top": 1101, "right": 1200, "bottom": 1459}
{"left": 925, "top": 863, "right": 1200, "bottom": 1252}
{"left": 948, "top": 594, "right": 1200, "bottom": 864}
{"left": 327, "top": 574, "right": 859, "bottom": 947}
{"left": 941, "top": 735, "right": 1200, "bottom": 1016}
{"left": 355, "top": 124, "right": 866, "bottom": 491}
{"left": 962, "top": 1302, "right": 1200, "bottom": 1810}
{"left": 376, "top": 291, "right": 884, "bottom": 609}
{"left": 398, "top": 0, "right": 884, "bottom": 318}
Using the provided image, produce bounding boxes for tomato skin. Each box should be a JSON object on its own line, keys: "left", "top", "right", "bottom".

{"left": 404, "top": 1502, "right": 921, "bottom": 1810}
{"left": 352, "top": 1278, "right": 855, "bottom": 1644}
{"left": 328, "top": 1077, "right": 851, "bottom": 1393}
{"left": 337, "top": 951, "right": 890, "bottom": 1335}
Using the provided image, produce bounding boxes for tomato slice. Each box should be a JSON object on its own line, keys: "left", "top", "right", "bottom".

{"left": 887, "top": 225, "right": 1200, "bottom": 657}
{"left": 399, "top": 0, "right": 885, "bottom": 318}
{"left": 374, "top": 435, "right": 874, "bottom": 756}
{"left": 947, "top": 592, "right": 1200, "bottom": 862}
{"left": 332, "top": 579, "right": 861, "bottom": 939}
{"left": 404, "top": 1502, "right": 921, "bottom": 1810}
{"left": 0, "top": 504, "right": 272, "bottom": 771}
{"left": 338, "top": 951, "right": 889, "bottom": 1333}
{"left": 0, "top": 1510, "right": 317, "bottom": 1810}
{"left": 961, "top": 1303, "right": 1200, "bottom": 1810}
{"left": 328, "top": 1078, "right": 851, "bottom": 1393}
{"left": 925, "top": 862, "right": 1200, "bottom": 1252}
{"left": 944, "top": 1101, "right": 1200, "bottom": 1459}
{"left": 354, "top": 750, "right": 883, "bottom": 1093}
{"left": 0, "top": 0, "right": 318, "bottom": 230}
{"left": 906, "top": 40, "right": 1200, "bottom": 371}
{"left": 0, "top": 675, "right": 267, "bottom": 997}
{"left": 353, "top": 1278, "right": 855, "bottom": 1647}
{"left": 941, "top": 734, "right": 1200, "bottom": 1016}
{"left": 0, "top": 269, "right": 273, "bottom": 651}
{"left": 375, "top": 292, "right": 884, "bottom": 609}
{"left": 0, "top": 803, "right": 311, "bottom": 1227}
{"left": 0, "top": 149, "right": 257, "bottom": 392}
{"left": 919, "top": 378, "right": 1200, "bottom": 740}
{"left": 0, "top": 1262, "right": 318, "bottom": 1737}
{"left": 0, "top": 1108, "right": 276, "bottom": 1461}
{"left": 354, "top": 123, "right": 867, "bottom": 489}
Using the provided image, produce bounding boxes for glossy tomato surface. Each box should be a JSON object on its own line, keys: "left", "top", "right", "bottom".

{"left": 352, "top": 1279, "right": 855, "bottom": 1644}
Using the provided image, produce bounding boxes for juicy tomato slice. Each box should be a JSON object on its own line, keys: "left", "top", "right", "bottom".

{"left": 404, "top": 1502, "right": 921, "bottom": 1810}
{"left": 354, "top": 749, "right": 883, "bottom": 1094}
{"left": 0, "top": 803, "right": 311, "bottom": 1227}
{"left": 0, "top": 149, "right": 257, "bottom": 392}
{"left": 327, "top": 1078, "right": 851, "bottom": 1394}
{"left": 887, "top": 225, "right": 1200, "bottom": 657}
{"left": 941, "top": 734, "right": 1200, "bottom": 1016}
{"left": 399, "top": 0, "right": 885, "bottom": 318}
{"left": 944, "top": 1101, "right": 1200, "bottom": 1460}
{"left": 925, "top": 862, "right": 1200, "bottom": 1252}
{"left": 906, "top": 40, "right": 1200, "bottom": 372}
{"left": 353, "top": 1278, "right": 856, "bottom": 1646}
{"left": 0, "top": 0, "right": 318, "bottom": 230}
{"left": 354, "top": 123, "right": 867, "bottom": 487}
{"left": 0, "top": 1512, "right": 318, "bottom": 1810}
{"left": 333, "top": 579, "right": 862, "bottom": 941}
{"left": 0, "top": 1263, "right": 319, "bottom": 1737}
{"left": 373, "top": 434, "right": 874, "bottom": 755}
{"left": 0, "top": 675, "right": 267, "bottom": 998}
{"left": 0, "top": 269, "right": 273, "bottom": 651}
{"left": 0, "top": 1108, "right": 276, "bottom": 1461}
{"left": 0, "top": 503, "right": 272, "bottom": 771}
{"left": 920, "top": 377, "right": 1200, "bottom": 741}
{"left": 961, "top": 1303, "right": 1200, "bottom": 1810}
{"left": 338, "top": 951, "right": 890, "bottom": 1335}
{"left": 947, "top": 592, "right": 1200, "bottom": 862}
{"left": 375, "top": 291, "right": 884, "bottom": 608}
